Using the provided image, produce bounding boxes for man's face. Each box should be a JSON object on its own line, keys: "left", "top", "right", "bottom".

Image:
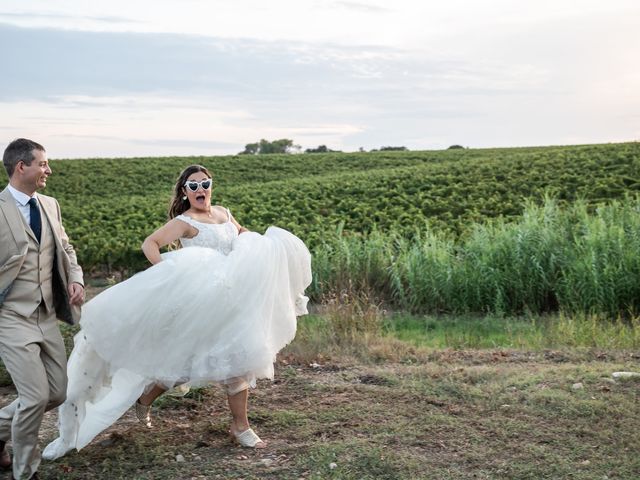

{"left": 20, "top": 149, "right": 51, "bottom": 192}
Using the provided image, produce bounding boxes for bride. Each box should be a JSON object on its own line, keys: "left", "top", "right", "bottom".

{"left": 43, "top": 164, "right": 312, "bottom": 459}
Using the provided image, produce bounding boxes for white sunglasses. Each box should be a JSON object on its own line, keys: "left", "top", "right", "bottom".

{"left": 184, "top": 179, "right": 212, "bottom": 192}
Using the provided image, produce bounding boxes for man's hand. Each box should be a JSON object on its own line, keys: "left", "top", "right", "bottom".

{"left": 68, "top": 282, "right": 85, "bottom": 305}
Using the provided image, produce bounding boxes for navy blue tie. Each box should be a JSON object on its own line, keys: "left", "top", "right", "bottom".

{"left": 28, "top": 198, "right": 41, "bottom": 243}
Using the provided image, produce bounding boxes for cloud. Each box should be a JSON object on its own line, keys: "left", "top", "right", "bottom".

{"left": 54, "top": 134, "right": 238, "bottom": 150}
{"left": 332, "top": 1, "right": 392, "bottom": 14}
{"left": 0, "top": 23, "right": 439, "bottom": 115}
{"left": 0, "top": 22, "right": 552, "bottom": 107}
{"left": 1, "top": 3, "right": 638, "bottom": 158}
{"left": 0, "top": 11, "right": 136, "bottom": 24}
{"left": 0, "top": 22, "right": 559, "bottom": 157}
{"left": 0, "top": 24, "right": 375, "bottom": 101}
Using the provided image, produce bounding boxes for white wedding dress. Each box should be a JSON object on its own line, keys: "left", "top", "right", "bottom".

{"left": 43, "top": 211, "right": 311, "bottom": 460}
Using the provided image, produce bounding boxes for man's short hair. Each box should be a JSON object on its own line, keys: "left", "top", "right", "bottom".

{"left": 3, "top": 138, "right": 46, "bottom": 177}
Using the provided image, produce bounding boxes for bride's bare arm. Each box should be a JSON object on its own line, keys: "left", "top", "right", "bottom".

{"left": 142, "top": 218, "right": 194, "bottom": 264}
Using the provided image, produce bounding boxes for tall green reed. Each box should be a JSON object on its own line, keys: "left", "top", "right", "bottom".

{"left": 456, "top": 197, "right": 568, "bottom": 314}
{"left": 310, "top": 225, "right": 395, "bottom": 301}
{"left": 311, "top": 196, "right": 640, "bottom": 317}
{"left": 557, "top": 199, "right": 640, "bottom": 316}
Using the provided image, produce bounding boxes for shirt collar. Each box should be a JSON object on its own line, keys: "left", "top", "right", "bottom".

{"left": 7, "top": 184, "right": 37, "bottom": 207}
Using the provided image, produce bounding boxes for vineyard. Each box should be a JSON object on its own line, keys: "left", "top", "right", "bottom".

{"left": 2, "top": 142, "right": 640, "bottom": 315}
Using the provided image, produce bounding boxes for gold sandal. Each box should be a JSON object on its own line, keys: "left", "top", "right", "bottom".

{"left": 135, "top": 400, "right": 152, "bottom": 428}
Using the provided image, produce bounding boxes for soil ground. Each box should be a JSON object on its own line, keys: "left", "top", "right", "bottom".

{"left": 2, "top": 348, "right": 638, "bottom": 479}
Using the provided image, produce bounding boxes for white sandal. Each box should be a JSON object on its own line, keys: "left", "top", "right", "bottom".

{"left": 232, "top": 428, "right": 264, "bottom": 448}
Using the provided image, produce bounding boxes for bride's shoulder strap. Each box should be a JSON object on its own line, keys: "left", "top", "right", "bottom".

{"left": 175, "top": 214, "right": 197, "bottom": 227}
{"left": 213, "top": 205, "right": 232, "bottom": 222}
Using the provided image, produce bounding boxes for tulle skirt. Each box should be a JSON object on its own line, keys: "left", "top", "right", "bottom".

{"left": 43, "top": 227, "right": 311, "bottom": 459}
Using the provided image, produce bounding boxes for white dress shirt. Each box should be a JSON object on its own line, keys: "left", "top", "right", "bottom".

{"left": 7, "top": 183, "right": 38, "bottom": 224}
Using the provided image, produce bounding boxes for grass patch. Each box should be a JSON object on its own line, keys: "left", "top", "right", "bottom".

{"left": 1, "top": 302, "right": 639, "bottom": 478}
{"left": 383, "top": 313, "right": 640, "bottom": 350}
{"left": 384, "top": 314, "right": 538, "bottom": 349}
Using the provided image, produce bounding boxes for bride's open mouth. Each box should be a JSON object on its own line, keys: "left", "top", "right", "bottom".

{"left": 195, "top": 194, "right": 206, "bottom": 203}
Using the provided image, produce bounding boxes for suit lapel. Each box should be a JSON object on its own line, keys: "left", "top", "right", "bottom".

{"left": 0, "top": 188, "right": 31, "bottom": 248}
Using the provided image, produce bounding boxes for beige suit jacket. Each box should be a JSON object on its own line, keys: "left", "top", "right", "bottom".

{"left": 0, "top": 187, "right": 84, "bottom": 324}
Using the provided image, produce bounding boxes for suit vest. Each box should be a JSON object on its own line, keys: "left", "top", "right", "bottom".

{"left": 2, "top": 207, "right": 55, "bottom": 318}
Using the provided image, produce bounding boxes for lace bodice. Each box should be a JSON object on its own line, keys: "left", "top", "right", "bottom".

{"left": 176, "top": 210, "right": 238, "bottom": 254}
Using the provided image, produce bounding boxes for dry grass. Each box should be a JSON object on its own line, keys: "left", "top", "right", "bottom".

{"left": 1, "top": 347, "right": 638, "bottom": 479}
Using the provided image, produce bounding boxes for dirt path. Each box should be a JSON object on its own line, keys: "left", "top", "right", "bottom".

{"left": 1, "top": 349, "right": 638, "bottom": 479}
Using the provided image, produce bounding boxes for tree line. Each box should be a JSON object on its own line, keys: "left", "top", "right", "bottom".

{"left": 239, "top": 139, "right": 415, "bottom": 155}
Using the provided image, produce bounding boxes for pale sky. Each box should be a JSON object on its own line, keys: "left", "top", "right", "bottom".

{"left": 1, "top": 1, "right": 639, "bottom": 158}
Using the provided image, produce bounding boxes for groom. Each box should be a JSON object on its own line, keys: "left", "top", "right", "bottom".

{"left": 0, "top": 138, "right": 84, "bottom": 479}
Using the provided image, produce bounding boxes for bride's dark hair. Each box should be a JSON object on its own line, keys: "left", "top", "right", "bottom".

{"left": 168, "top": 164, "right": 213, "bottom": 219}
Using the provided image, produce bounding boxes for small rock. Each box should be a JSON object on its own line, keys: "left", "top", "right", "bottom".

{"left": 176, "top": 454, "right": 185, "bottom": 463}
{"left": 581, "top": 459, "right": 590, "bottom": 465}
{"left": 329, "top": 462, "right": 338, "bottom": 470}
{"left": 571, "top": 382, "right": 584, "bottom": 390}
{"left": 98, "top": 438, "right": 115, "bottom": 447}
{"left": 612, "top": 371, "right": 640, "bottom": 379}
{"left": 260, "top": 458, "right": 274, "bottom": 467}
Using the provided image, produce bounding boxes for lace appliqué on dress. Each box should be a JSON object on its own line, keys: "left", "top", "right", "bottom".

{"left": 176, "top": 212, "right": 238, "bottom": 255}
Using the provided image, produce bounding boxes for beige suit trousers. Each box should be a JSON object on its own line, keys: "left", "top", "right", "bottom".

{"left": 0, "top": 304, "right": 67, "bottom": 479}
